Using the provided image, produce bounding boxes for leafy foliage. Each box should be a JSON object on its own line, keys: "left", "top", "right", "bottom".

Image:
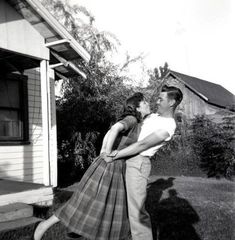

{"left": 40, "top": 0, "right": 234, "bottom": 183}
{"left": 152, "top": 115, "right": 235, "bottom": 180}
{"left": 40, "top": 0, "right": 143, "bottom": 185}
{"left": 191, "top": 115, "right": 235, "bottom": 179}
{"left": 56, "top": 76, "right": 134, "bottom": 186}
{"left": 146, "top": 62, "right": 169, "bottom": 112}
{"left": 147, "top": 62, "right": 169, "bottom": 89}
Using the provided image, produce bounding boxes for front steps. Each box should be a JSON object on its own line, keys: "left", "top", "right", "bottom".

{"left": 0, "top": 202, "right": 33, "bottom": 223}
{"left": 0, "top": 216, "right": 40, "bottom": 232}
{"left": 0, "top": 179, "right": 54, "bottom": 207}
{"left": 0, "top": 185, "right": 53, "bottom": 207}
{"left": 0, "top": 202, "right": 42, "bottom": 239}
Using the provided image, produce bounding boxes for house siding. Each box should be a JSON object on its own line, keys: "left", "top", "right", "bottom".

{"left": 0, "top": 69, "right": 44, "bottom": 184}
{"left": 166, "top": 75, "right": 222, "bottom": 119}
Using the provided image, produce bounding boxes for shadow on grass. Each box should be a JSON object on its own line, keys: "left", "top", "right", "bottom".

{"left": 146, "top": 178, "right": 201, "bottom": 240}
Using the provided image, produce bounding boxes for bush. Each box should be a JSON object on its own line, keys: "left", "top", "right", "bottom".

{"left": 151, "top": 115, "right": 235, "bottom": 180}
{"left": 56, "top": 79, "right": 134, "bottom": 187}
{"left": 191, "top": 115, "right": 235, "bottom": 179}
{"left": 151, "top": 125, "right": 204, "bottom": 177}
{"left": 57, "top": 131, "right": 99, "bottom": 187}
{"left": 73, "top": 131, "right": 99, "bottom": 169}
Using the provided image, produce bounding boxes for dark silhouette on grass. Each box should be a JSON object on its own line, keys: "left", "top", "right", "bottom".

{"left": 147, "top": 183, "right": 201, "bottom": 240}
{"left": 146, "top": 177, "right": 175, "bottom": 238}
{"left": 147, "top": 177, "right": 175, "bottom": 200}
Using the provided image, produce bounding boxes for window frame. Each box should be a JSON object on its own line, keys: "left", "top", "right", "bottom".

{"left": 0, "top": 73, "right": 29, "bottom": 145}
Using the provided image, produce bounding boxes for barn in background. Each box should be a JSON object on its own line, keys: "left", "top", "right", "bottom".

{"left": 165, "top": 70, "right": 235, "bottom": 122}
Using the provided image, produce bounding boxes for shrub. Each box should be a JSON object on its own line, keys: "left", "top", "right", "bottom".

{"left": 73, "top": 131, "right": 99, "bottom": 169}
{"left": 151, "top": 125, "right": 203, "bottom": 177}
{"left": 190, "top": 115, "right": 235, "bottom": 179}
{"left": 151, "top": 115, "right": 235, "bottom": 180}
{"left": 57, "top": 131, "right": 99, "bottom": 187}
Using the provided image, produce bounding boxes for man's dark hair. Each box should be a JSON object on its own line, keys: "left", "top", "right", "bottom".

{"left": 161, "top": 85, "right": 183, "bottom": 109}
{"left": 119, "top": 92, "right": 144, "bottom": 122}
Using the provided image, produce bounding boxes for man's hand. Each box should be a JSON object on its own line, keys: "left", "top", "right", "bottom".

{"left": 111, "top": 130, "right": 170, "bottom": 160}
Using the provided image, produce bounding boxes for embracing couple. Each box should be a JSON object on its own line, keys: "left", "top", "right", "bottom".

{"left": 33, "top": 85, "right": 183, "bottom": 240}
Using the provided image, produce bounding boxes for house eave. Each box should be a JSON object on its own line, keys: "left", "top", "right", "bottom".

{"left": 7, "top": 0, "right": 90, "bottom": 78}
{"left": 24, "top": 0, "right": 90, "bottom": 63}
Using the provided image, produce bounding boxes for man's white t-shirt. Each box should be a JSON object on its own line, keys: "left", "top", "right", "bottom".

{"left": 138, "top": 113, "right": 176, "bottom": 157}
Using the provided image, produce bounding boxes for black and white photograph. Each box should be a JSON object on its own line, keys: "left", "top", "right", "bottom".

{"left": 0, "top": 0, "right": 234, "bottom": 239}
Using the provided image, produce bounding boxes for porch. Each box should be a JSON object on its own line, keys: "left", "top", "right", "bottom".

{"left": 0, "top": 179, "right": 53, "bottom": 206}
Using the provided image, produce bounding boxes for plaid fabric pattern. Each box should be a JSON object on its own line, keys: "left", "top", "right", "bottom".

{"left": 55, "top": 157, "right": 129, "bottom": 240}
{"left": 55, "top": 116, "right": 140, "bottom": 240}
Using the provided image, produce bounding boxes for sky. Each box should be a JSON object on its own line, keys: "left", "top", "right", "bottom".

{"left": 70, "top": 0, "right": 235, "bottom": 94}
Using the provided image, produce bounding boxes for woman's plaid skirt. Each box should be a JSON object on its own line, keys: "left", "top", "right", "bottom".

{"left": 55, "top": 156, "right": 130, "bottom": 240}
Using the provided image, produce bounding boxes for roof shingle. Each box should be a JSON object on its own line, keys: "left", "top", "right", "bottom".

{"left": 169, "top": 70, "right": 235, "bottom": 109}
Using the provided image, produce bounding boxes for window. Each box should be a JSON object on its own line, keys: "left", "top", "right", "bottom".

{"left": 0, "top": 74, "right": 29, "bottom": 143}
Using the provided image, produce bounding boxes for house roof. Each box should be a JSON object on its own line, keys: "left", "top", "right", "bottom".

{"left": 168, "top": 70, "right": 235, "bottom": 109}
{"left": 7, "top": 0, "right": 90, "bottom": 79}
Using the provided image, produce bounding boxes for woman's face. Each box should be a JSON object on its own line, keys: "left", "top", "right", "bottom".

{"left": 137, "top": 100, "right": 150, "bottom": 117}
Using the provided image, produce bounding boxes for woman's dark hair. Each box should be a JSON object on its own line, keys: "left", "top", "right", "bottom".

{"left": 118, "top": 92, "right": 144, "bottom": 122}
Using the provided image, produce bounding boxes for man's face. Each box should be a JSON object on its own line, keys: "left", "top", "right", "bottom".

{"left": 137, "top": 99, "right": 151, "bottom": 117}
{"left": 156, "top": 92, "right": 174, "bottom": 115}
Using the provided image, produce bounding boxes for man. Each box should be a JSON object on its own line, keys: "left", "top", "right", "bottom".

{"left": 105, "top": 85, "right": 183, "bottom": 240}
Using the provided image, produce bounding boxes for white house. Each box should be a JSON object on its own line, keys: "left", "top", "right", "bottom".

{"left": 0, "top": 0, "right": 90, "bottom": 206}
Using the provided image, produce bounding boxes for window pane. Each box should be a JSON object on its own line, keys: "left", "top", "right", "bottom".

{"left": 0, "top": 110, "right": 21, "bottom": 138}
{"left": 0, "top": 79, "right": 20, "bottom": 108}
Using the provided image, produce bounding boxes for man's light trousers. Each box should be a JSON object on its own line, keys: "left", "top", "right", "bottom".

{"left": 125, "top": 155, "right": 153, "bottom": 240}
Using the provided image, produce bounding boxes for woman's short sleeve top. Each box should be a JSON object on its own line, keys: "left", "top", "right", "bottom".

{"left": 113, "top": 115, "right": 141, "bottom": 151}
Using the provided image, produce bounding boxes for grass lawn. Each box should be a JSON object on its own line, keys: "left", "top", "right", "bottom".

{"left": 2, "top": 176, "right": 234, "bottom": 240}
{"left": 146, "top": 176, "right": 234, "bottom": 240}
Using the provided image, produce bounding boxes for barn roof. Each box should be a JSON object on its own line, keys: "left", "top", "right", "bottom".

{"left": 168, "top": 70, "right": 235, "bottom": 110}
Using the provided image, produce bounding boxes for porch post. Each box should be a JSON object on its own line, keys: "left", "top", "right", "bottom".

{"left": 48, "top": 68, "right": 58, "bottom": 187}
{"left": 40, "top": 60, "right": 51, "bottom": 186}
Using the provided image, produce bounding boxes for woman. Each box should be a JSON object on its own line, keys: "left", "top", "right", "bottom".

{"left": 33, "top": 92, "right": 150, "bottom": 240}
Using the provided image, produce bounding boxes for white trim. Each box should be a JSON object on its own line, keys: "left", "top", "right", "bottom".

{"left": 50, "top": 63, "right": 64, "bottom": 69}
{"left": 51, "top": 51, "right": 87, "bottom": 79}
{"left": 0, "top": 187, "right": 53, "bottom": 206}
{"left": 48, "top": 69, "right": 58, "bottom": 187}
{"left": 25, "top": 0, "right": 90, "bottom": 62}
{"left": 40, "top": 60, "right": 50, "bottom": 186}
{"left": 67, "top": 62, "right": 87, "bottom": 79}
{"left": 45, "top": 39, "right": 70, "bottom": 47}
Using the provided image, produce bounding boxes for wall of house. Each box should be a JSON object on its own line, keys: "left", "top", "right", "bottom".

{"left": 0, "top": 0, "right": 49, "bottom": 60}
{"left": 166, "top": 75, "right": 222, "bottom": 119}
{"left": 0, "top": 69, "right": 44, "bottom": 184}
{"left": 0, "top": 67, "right": 58, "bottom": 186}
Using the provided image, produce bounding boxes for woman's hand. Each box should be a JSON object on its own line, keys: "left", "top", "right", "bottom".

{"left": 104, "top": 155, "right": 114, "bottom": 163}
{"left": 100, "top": 152, "right": 113, "bottom": 163}
{"left": 99, "top": 152, "right": 106, "bottom": 158}
{"left": 103, "top": 150, "right": 119, "bottom": 163}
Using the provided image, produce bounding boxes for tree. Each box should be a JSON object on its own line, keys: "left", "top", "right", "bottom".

{"left": 40, "top": 0, "right": 144, "bottom": 186}
{"left": 145, "top": 62, "right": 170, "bottom": 112}
{"left": 147, "top": 62, "right": 169, "bottom": 89}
